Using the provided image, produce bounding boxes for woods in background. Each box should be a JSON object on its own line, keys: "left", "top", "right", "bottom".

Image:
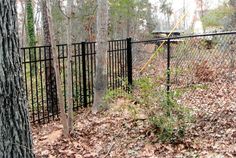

{"left": 17, "top": 0, "right": 157, "bottom": 46}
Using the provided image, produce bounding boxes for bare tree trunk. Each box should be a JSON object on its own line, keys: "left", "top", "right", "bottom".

{"left": 127, "top": 18, "right": 130, "bottom": 38}
{"left": 127, "top": 4, "right": 131, "bottom": 37}
{"left": 93, "top": 0, "right": 109, "bottom": 113}
{"left": 19, "top": 0, "right": 26, "bottom": 47}
{"left": 66, "top": 0, "right": 74, "bottom": 133}
{"left": 41, "top": 0, "right": 58, "bottom": 115}
{"left": 46, "top": 0, "right": 69, "bottom": 135}
{"left": 0, "top": 0, "right": 34, "bottom": 157}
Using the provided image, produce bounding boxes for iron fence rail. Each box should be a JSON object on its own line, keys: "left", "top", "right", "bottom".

{"left": 21, "top": 39, "right": 132, "bottom": 124}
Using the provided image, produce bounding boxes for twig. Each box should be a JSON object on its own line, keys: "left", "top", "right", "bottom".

{"left": 57, "top": 0, "right": 69, "bottom": 19}
{"left": 103, "top": 143, "right": 115, "bottom": 158}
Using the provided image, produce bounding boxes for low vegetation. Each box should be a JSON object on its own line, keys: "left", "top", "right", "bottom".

{"left": 104, "top": 76, "right": 193, "bottom": 143}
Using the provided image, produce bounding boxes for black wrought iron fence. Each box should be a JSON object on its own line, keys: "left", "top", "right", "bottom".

{"left": 21, "top": 38, "right": 132, "bottom": 124}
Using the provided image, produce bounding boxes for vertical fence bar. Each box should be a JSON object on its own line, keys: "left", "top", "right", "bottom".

{"left": 44, "top": 47, "right": 49, "bottom": 123}
{"left": 82, "top": 42, "right": 87, "bottom": 107}
{"left": 34, "top": 47, "right": 40, "bottom": 123}
{"left": 86, "top": 43, "right": 91, "bottom": 104}
{"left": 56, "top": 45, "right": 61, "bottom": 117}
{"left": 62, "top": 45, "right": 66, "bottom": 110}
{"left": 115, "top": 41, "right": 118, "bottom": 88}
{"left": 23, "top": 48, "right": 28, "bottom": 105}
{"left": 29, "top": 48, "right": 35, "bottom": 123}
{"left": 167, "top": 38, "right": 171, "bottom": 104}
{"left": 124, "top": 41, "right": 127, "bottom": 82}
{"left": 107, "top": 41, "right": 110, "bottom": 88}
{"left": 127, "top": 38, "right": 132, "bottom": 91}
{"left": 111, "top": 41, "right": 115, "bottom": 89}
{"left": 74, "top": 44, "right": 79, "bottom": 110}
{"left": 71, "top": 45, "right": 75, "bottom": 108}
{"left": 78, "top": 44, "right": 83, "bottom": 106}
{"left": 118, "top": 41, "right": 121, "bottom": 84}
{"left": 39, "top": 47, "right": 45, "bottom": 124}
{"left": 49, "top": 46, "right": 55, "bottom": 119}
{"left": 117, "top": 41, "right": 121, "bottom": 87}
{"left": 122, "top": 40, "right": 125, "bottom": 82}
{"left": 92, "top": 43, "right": 95, "bottom": 102}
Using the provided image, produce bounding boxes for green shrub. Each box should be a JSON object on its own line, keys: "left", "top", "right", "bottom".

{"left": 149, "top": 90, "right": 192, "bottom": 143}
{"left": 134, "top": 77, "right": 158, "bottom": 105}
{"left": 134, "top": 76, "right": 192, "bottom": 143}
{"left": 104, "top": 76, "right": 193, "bottom": 143}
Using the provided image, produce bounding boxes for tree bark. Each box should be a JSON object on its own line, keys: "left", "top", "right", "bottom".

{"left": 229, "top": 0, "right": 236, "bottom": 29}
{"left": 0, "top": 0, "right": 34, "bottom": 157}
{"left": 127, "top": 3, "right": 131, "bottom": 38}
{"left": 66, "top": 0, "right": 74, "bottom": 132}
{"left": 41, "top": 0, "right": 58, "bottom": 115}
{"left": 46, "top": 0, "right": 69, "bottom": 135}
{"left": 93, "top": 0, "right": 109, "bottom": 113}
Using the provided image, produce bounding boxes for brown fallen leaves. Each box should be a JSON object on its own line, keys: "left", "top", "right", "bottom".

{"left": 195, "top": 61, "right": 215, "bottom": 82}
{"left": 32, "top": 79, "right": 236, "bottom": 157}
{"left": 32, "top": 50, "right": 236, "bottom": 157}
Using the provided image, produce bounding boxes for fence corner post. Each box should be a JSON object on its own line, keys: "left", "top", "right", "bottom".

{"left": 127, "top": 38, "right": 132, "bottom": 92}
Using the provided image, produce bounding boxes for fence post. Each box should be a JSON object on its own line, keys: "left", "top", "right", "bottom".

{"left": 127, "top": 38, "right": 132, "bottom": 91}
{"left": 81, "top": 42, "right": 87, "bottom": 107}
{"left": 167, "top": 38, "right": 171, "bottom": 104}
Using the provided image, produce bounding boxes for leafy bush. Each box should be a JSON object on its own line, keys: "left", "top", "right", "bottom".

{"left": 134, "top": 76, "right": 158, "bottom": 105}
{"left": 134, "top": 76, "right": 193, "bottom": 143}
{"left": 104, "top": 76, "right": 193, "bottom": 143}
{"left": 149, "top": 90, "right": 192, "bottom": 143}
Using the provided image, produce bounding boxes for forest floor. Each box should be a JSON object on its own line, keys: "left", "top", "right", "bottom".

{"left": 32, "top": 84, "right": 236, "bottom": 158}
{"left": 32, "top": 44, "right": 236, "bottom": 158}
{"left": 32, "top": 73, "right": 236, "bottom": 158}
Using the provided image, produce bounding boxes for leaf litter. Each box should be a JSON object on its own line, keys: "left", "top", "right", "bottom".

{"left": 32, "top": 45, "right": 236, "bottom": 157}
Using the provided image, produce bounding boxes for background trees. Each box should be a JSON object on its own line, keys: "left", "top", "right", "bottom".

{"left": 159, "top": 0, "right": 173, "bottom": 29}
{"left": 109, "top": 0, "right": 155, "bottom": 39}
{"left": 0, "top": 0, "right": 34, "bottom": 157}
{"left": 201, "top": 1, "right": 235, "bottom": 31}
{"left": 40, "top": 0, "right": 58, "bottom": 115}
{"left": 18, "top": 0, "right": 155, "bottom": 45}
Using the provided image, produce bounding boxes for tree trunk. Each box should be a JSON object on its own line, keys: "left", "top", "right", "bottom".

{"left": 66, "top": 0, "right": 74, "bottom": 132}
{"left": 19, "top": 0, "right": 27, "bottom": 47}
{"left": 46, "top": 0, "right": 69, "bottom": 135}
{"left": 229, "top": 0, "right": 236, "bottom": 29}
{"left": 93, "top": 0, "right": 109, "bottom": 113}
{"left": 26, "top": 0, "right": 37, "bottom": 75}
{"left": 26, "top": 0, "right": 36, "bottom": 46}
{"left": 41, "top": 0, "right": 58, "bottom": 115}
{"left": 127, "top": 3, "right": 131, "bottom": 38}
{"left": 0, "top": 0, "right": 34, "bottom": 157}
